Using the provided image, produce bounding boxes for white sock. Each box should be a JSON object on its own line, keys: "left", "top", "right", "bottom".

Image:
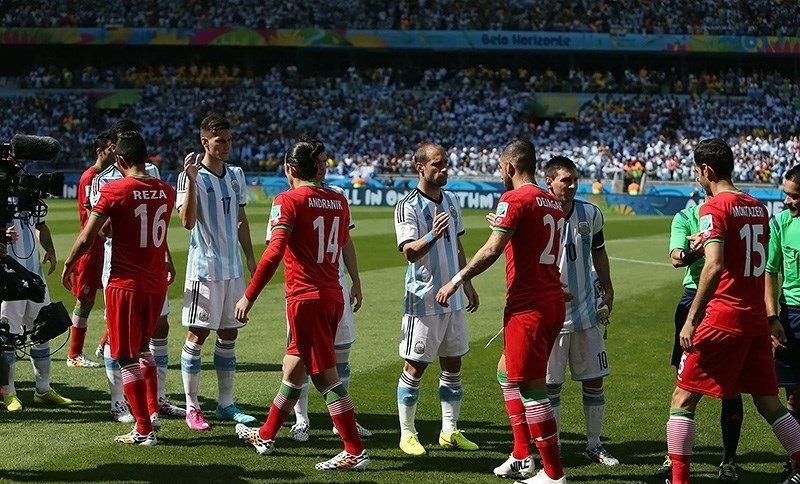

{"left": 181, "top": 339, "right": 202, "bottom": 410}
{"left": 548, "top": 384, "right": 563, "bottom": 444}
{"left": 583, "top": 386, "right": 606, "bottom": 449}
{"left": 335, "top": 346, "right": 351, "bottom": 392}
{"left": 149, "top": 337, "right": 169, "bottom": 399}
{"left": 439, "top": 371, "right": 463, "bottom": 434}
{"left": 293, "top": 375, "right": 311, "bottom": 426}
{"left": 214, "top": 338, "right": 236, "bottom": 408}
{"left": 30, "top": 342, "right": 51, "bottom": 394}
{"left": 103, "top": 343, "right": 124, "bottom": 404}
{"left": 397, "top": 370, "right": 421, "bottom": 438}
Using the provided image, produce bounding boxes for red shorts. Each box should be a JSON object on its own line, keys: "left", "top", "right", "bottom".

{"left": 286, "top": 299, "right": 343, "bottom": 375}
{"left": 676, "top": 324, "right": 778, "bottom": 399}
{"left": 504, "top": 303, "right": 565, "bottom": 383}
{"left": 71, "top": 239, "right": 104, "bottom": 300}
{"left": 105, "top": 286, "right": 163, "bottom": 360}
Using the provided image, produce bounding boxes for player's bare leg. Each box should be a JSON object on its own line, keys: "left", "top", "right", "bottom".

{"left": 438, "top": 356, "right": 477, "bottom": 450}
{"left": 398, "top": 360, "right": 427, "bottom": 455}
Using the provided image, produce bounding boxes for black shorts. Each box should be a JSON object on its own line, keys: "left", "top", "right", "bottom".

{"left": 672, "top": 288, "right": 696, "bottom": 368}
{"left": 775, "top": 304, "right": 800, "bottom": 387}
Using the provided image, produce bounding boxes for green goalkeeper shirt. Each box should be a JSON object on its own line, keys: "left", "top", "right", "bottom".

{"left": 669, "top": 204, "right": 704, "bottom": 289}
{"left": 766, "top": 209, "right": 800, "bottom": 306}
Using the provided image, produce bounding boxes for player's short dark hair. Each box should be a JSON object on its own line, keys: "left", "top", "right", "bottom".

{"left": 544, "top": 156, "right": 577, "bottom": 179}
{"left": 501, "top": 137, "right": 537, "bottom": 175}
{"left": 94, "top": 130, "right": 112, "bottom": 153}
{"left": 413, "top": 143, "right": 446, "bottom": 166}
{"left": 109, "top": 119, "right": 139, "bottom": 144}
{"left": 786, "top": 165, "right": 800, "bottom": 184}
{"left": 114, "top": 131, "right": 147, "bottom": 166}
{"left": 694, "top": 138, "right": 734, "bottom": 179}
{"left": 285, "top": 135, "right": 325, "bottom": 181}
{"left": 200, "top": 114, "right": 231, "bottom": 136}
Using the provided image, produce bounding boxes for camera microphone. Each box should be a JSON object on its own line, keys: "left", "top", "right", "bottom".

{"left": 11, "top": 135, "right": 61, "bottom": 161}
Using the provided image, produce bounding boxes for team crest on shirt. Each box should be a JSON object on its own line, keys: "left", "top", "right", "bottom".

{"left": 198, "top": 310, "right": 209, "bottom": 322}
{"left": 231, "top": 180, "right": 240, "bottom": 193}
{"left": 449, "top": 205, "right": 457, "bottom": 220}
{"left": 414, "top": 341, "right": 425, "bottom": 355}
{"left": 578, "top": 221, "right": 590, "bottom": 235}
{"left": 0, "top": 316, "right": 7, "bottom": 325}
{"left": 82, "top": 286, "right": 90, "bottom": 295}
{"left": 700, "top": 214, "right": 713, "bottom": 236}
{"left": 399, "top": 224, "right": 412, "bottom": 238}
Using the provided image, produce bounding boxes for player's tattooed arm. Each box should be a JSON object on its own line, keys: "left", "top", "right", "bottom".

{"left": 456, "top": 237, "right": 479, "bottom": 312}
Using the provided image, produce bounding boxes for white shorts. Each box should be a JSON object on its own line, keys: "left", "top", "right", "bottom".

{"left": 335, "top": 281, "right": 355, "bottom": 348}
{"left": 399, "top": 310, "right": 469, "bottom": 364}
{"left": 182, "top": 278, "right": 246, "bottom": 331}
{"left": 1, "top": 289, "right": 51, "bottom": 335}
{"left": 546, "top": 325, "right": 610, "bottom": 385}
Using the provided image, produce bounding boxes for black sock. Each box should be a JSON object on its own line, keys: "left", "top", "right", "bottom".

{"left": 720, "top": 395, "right": 743, "bottom": 464}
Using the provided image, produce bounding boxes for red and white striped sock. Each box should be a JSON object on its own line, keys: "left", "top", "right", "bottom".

{"left": 667, "top": 413, "right": 695, "bottom": 484}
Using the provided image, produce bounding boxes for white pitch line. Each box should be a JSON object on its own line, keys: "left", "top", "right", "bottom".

{"left": 609, "top": 256, "right": 672, "bottom": 267}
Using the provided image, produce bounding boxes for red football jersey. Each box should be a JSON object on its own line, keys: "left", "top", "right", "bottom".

{"left": 699, "top": 191, "right": 770, "bottom": 335}
{"left": 492, "top": 185, "right": 566, "bottom": 314}
{"left": 92, "top": 176, "right": 175, "bottom": 293}
{"left": 269, "top": 185, "right": 350, "bottom": 302}
{"left": 77, "top": 165, "right": 101, "bottom": 228}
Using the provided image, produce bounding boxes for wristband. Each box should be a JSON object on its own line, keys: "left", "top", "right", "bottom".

{"left": 450, "top": 272, "right": 464, "bottom": 288}
{"left": 680, "top": 247, "right": 701, "bottom": 266}
{"left": 424, "top": 232, "right": 435, "bottom": 244}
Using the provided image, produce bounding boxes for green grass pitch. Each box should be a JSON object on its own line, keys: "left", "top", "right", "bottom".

{"left": 0, "top": 199, "right": 788, "bottom": 484}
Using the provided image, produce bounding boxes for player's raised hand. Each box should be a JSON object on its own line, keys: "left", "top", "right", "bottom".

{"left": 679, "top": 321, "right": 697, "bottom": 353}
{"left": 686, "top": 232, "right": 703, "bottom": 253}
{"left": 485, "top": 212, "right": 497, "bottom": 228}
{"left": 184, "top": 152, "right": 203, "bottom": 182}
{"left": 464, "top": 281, "right": 480, "bottom": 312}
{"left": 431, "top": 206, "right": 450, "bottom": 239}
{"left": 350, "top": 280, "right": 363, "bottom": 312}
{"left": 436, "top": 282, "right": 456, "bottom": 307}
{"left": 5, "top": 226, "right": 19, "bottom": 243}
{"left": 234, "top": 295, "right": 254, "bottom": 323}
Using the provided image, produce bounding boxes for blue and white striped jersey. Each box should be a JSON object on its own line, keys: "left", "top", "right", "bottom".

{"left": 559, "top": 200, "right": 605, "bottom": 333}
{"left": 177, "top": 163, "right": 247, "bottom": 282}
{"left": 7, "top": 215, "right": 45, "bottom": 279}
{"left": 89, "top": 163, "right": 161, "bottom": 284}
{"left": 394, "top": 189, "right": 465, "bottom": 316}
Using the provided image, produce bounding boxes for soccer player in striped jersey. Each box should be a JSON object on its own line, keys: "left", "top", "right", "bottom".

{"left": 177, "top": 114, "right": 257, "bottom": 430}
{"left": 66, "top": 131, "right": 114, "bottom": 369}
{"left": 766, "top": 165, "right": 800, "bottom": 482}
{"left": 393, "top": 143, "right": 480, "bottom": 456}
{"left": 540, "top": 156, "right": 619, "bottom": 467}
{"left": 2, "top": 214, "right": 73, "bottom": 412}
{"left": 233, "top": 137, "right": 369, "bottom": 471}
{"left": 438, "top": 138, "right": 567, "bottom": 484}
{"left": 665, "top": 139, "right": 800, "bottom": 484}
{"left": 656, "top": 197, "right": 744, "bottom": 482}
{"left": 265, "top": 161, "right": 372, "bottom": 442}
{"left": 64, "top": 131, "right": 175, "bottom": 445}
{"left": 90, "top": 121, "right": 184, "bottom": 424}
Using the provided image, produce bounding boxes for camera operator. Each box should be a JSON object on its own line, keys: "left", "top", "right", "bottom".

{"left": 2, "top": 216, "right": 72, "bottom": 412}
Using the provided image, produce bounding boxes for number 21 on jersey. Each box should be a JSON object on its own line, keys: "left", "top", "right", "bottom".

{"left": 540, "top": 213, "right": 566, "bottom": 264}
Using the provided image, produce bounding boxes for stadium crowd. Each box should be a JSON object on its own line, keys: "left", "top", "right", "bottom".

{"left": 3, "top": 64, "right": 799, "bottom": 184}
{"left": 5, "top": 0, "right": 800, "bottom": 35}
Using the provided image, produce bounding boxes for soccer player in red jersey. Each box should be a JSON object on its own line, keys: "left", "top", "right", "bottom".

{"left": 66, "top": 130, "right": 115, "bottom": 369}
{"left": 63, "top": 132, "right": 175, "bottom": 446}
{"left": 438, "top": 138, "right": 567, "bottom": 484}
{"left": 233, "top": 137, "right": 369, "bottom": 471}
{"left": 665, "top": 139, "right": 800, "bottom": 484}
